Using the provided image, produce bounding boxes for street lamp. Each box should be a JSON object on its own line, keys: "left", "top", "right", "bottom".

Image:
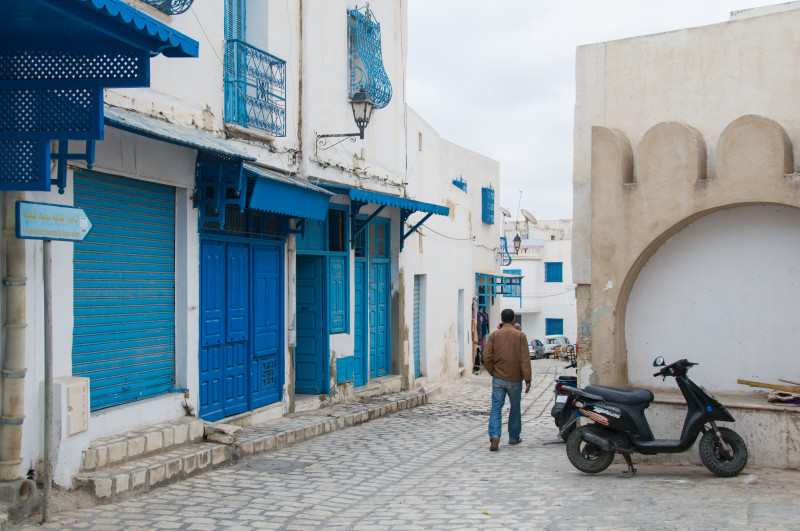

{"left": 350, "top": 88, "right": 374, "bottom": 139}
{"left": 316, "top": 89, "right": 375, "bottom": 152}
{"left": 513, "top": 233, "right": 522, "bottom": 254}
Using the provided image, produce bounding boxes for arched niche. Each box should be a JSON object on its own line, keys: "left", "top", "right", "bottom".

{"left": 637, "top": 122, "right": 707, "bottom": 185}
{"left": 592, "top": 126, "right": 634, "bottom": 185}
{"left": 717, "top": 115, "right": 793, "bottom": 181}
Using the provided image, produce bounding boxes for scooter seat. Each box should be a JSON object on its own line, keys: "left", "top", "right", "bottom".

{"left": 584, "top": 385, "right": 654, "bottom": 405}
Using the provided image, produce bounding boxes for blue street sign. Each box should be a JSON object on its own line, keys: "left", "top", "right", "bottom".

{"left": 16, "top": 201, "right": 93, "bottom": 242}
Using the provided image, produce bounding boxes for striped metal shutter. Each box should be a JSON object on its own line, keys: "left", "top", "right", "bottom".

{"left": 413, "top": 275, "right": 421, "bottom": 378}
{"left": 72, "top": 172, "right": 176, "bottom": 410}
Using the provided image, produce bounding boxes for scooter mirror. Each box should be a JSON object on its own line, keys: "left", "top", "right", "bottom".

{"left": 653, "top": 356, "right": 666, "bottom": 367}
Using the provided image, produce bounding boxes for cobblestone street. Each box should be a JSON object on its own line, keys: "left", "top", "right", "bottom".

{"left": 21, "top": 359, "right": 800, "bottom": 530}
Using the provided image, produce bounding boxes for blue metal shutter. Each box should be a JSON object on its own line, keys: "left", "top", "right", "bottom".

{"left": 413, "top": 275, "right": 421, "bottom": 378}
{"left": 73, "top": 172, "right": 176, "bottom": 410}
{"left": 545, "top": 318, "right": 564, "bottom": 336}
{"left": 328, "top": 256, "right": 346, "bottom": 333}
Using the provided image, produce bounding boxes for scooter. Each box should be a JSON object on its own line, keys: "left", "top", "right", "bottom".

{"left": 551, "top": 359, "right": 577, "bottom": 441}
{"left": 561, "top": 357, "right": 748, "bottom": 477}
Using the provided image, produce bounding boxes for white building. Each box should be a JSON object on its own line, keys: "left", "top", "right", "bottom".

{"left": 0, "top": 0, "right": 501, "bottom": 494}
{"left": 499, "top": 219, "right": 576, "bottom": 344}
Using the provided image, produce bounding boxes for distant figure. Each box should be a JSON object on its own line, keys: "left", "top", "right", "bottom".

{"left": 483, "top": 309, "right": 532, "bottom": 451}
{"left": 514, "top": 323, "right": 521, "bottom": 331}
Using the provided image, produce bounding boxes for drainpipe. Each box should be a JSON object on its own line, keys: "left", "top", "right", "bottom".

{"left": 0, "top": 191, "right": 27, "bottom": 481}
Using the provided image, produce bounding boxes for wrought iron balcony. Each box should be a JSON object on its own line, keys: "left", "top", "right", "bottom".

{"left": 224, "top": 39, "right": 286, "bottom": 137}
{"left": 139, "top": 0, "right": 194, "bottom": 15}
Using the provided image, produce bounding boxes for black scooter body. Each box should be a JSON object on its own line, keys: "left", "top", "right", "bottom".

{"left": 569, "top": 362, "right": 735, "bottom": 454}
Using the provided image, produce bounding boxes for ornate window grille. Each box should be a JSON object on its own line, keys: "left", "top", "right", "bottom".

{"left": 224, "top": 39, "right": 286, "bottom": 136}
{"left": 139, "top": 0, "right": 194, "bottom": 15}
{"left": 348, "top": 6, "right": 392, "bottom": 109}
{"left": 452, "top": 176, "right": 467, "bottom": 192}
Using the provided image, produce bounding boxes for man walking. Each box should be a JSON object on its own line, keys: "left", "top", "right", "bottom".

{"left": 483, "top": 309, "right": 532, "bottom": 451}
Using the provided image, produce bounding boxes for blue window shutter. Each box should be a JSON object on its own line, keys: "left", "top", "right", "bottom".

{"left": 226, "top": 0, "right": 245, "bottom": 40}
{"left": 481, "top": 187, "right": 494, "bottom": 224}
{"left": 545, "top": 262, "right": 563, "bottom": 283}
{"left": 546, "top": 318, "right": 564, "bottom": 336}
{"left": 329, "top": 256, "right": 346, "bottom": 333}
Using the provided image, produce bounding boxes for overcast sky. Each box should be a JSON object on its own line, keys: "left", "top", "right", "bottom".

{"left": 406, "top": 1, "right": 775, "bottom": 221}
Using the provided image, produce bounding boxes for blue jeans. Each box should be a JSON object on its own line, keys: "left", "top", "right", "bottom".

{"left": 489, "top": 377, "right": 523, "bottom": 442}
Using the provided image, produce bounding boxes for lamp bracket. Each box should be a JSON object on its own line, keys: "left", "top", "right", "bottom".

{"left": 315, "top": 133, "right": 361, "bottom": 155}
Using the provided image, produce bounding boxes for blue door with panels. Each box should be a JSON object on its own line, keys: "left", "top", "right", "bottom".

{"left": 369, "top": 262, "right": 390, "bottom": 377}
{"left": 73, "top": 171, "right": 176, "bottom": 411}
{"left": 354, "top": 260, "right": 367, "bottom": 386}
{"left": 199, "top": 238, "right": 283, "bottom": 421}
{"left": 295, "top": 255, "right": 326, "bottom": 394}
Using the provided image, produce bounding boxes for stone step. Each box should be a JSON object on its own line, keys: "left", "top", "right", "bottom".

{"left": 81, "top": 417, "right": 205, "bottom": 472}
{"left": 73, "top": 387, "right": 440, "bottom": 503}
{"left": 74, "top": 441, "right": 232, "bottom": 500}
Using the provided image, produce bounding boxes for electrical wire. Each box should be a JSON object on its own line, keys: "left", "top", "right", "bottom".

{"left": 414, "top": 225, "right": 475, "bottom": 241}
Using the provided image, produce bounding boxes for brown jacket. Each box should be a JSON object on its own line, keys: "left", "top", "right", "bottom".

{"left": 483, "top": 323, "right": 532, "bottom": 382}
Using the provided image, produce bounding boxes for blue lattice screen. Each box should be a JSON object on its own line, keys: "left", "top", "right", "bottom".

{"left": 0, "top": 140, "right": 48, "bottom": 190}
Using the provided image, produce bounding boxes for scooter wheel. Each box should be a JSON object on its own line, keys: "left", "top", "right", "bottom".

{"left": 699, "top": 427, "right": 748, "bottom": 477}
{"left": 566, "top": 426, "right": 615, "bottom": 474}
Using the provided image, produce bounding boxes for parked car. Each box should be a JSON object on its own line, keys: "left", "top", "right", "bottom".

{"left": 529, "top": 339, "right": 545, "bottom": 359}
{"left": 543, "top": 335, "right": 572, "bottom": 358}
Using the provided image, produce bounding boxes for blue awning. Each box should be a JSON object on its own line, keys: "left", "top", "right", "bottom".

{"left": 322, "top": 184, "right": 449, "bottom": 251}
{"left": 105, "top": 105, "right": 255, "bottom": 160}
{"left": 3, "top": 0, "right": 199, "bottom": 58}
{"left": 324, "top": 185, "right": 450, "bottom": 216}
{"left": 246, "top": 164, "right": 334, "bottom": 221}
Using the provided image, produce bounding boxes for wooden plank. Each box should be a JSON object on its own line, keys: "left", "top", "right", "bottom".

{"left": 778, "top": 378, "right": 800, "bottom": 387}
{"left": 737, "top": 379, "right": 800, "bottom": 393}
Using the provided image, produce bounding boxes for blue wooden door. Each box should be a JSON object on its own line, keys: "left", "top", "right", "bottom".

{"left": 296, "top": 256, "right": 325, "bottom": 393}
{"left": 200, "top": 239, "right": 283, "bottom": 421}
{"left": 369, "top": 261, "right": 390, "bottom": 378}
{"left": 224, "top": 244, "right": 249, "bottom": 416}
{"left": 354, "top": 260, "right": 367, "bottom": 386}
{"left": 200, "top": 241, "right": 225, "bottom": 419}
{"left": 251, "top": 244, "right": 282, "bottom": 408}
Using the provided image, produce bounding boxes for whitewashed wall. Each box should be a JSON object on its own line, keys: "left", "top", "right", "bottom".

{"left": 403, "top": 108, "right": 499, "bottom": 382}
{"left": 626, "top": 204, "right": 800, "bottom": 392}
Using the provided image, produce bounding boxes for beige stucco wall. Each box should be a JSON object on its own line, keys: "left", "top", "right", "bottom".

{"left": 573, "top": 6, "right": 800, "bottom": 388}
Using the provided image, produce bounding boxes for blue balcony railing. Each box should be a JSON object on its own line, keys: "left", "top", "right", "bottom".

{"left": 224, "top": 39, "right": 286, "bottom": 137}
{"left": 140, "top": 0, "right": 194, "bottom": 15}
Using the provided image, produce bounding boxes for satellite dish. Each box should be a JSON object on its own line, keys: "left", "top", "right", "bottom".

{"left": 499, "top": 207, "right": 512, "bottom": 218}
{"left": 521, "top": 209, "right": 537, "bottom": 224}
